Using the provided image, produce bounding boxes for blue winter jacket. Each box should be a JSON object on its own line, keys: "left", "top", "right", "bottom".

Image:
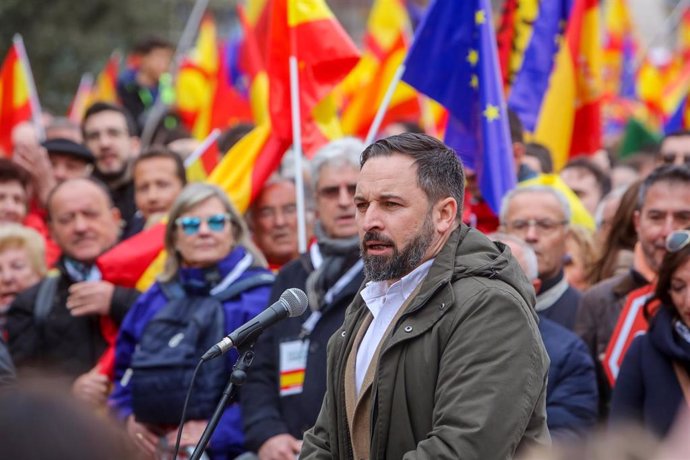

{"left": 539, "top": 317, "right": 598, "bottom": 437}
{"left": 109, "top": 246, "right": 273, "bottom": 459}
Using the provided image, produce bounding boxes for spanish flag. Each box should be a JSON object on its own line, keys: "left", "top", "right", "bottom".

{"left": 261, "top": 0, "right": 359, "bottom": 155}
{"left": 67, "top": 73, "right": 94, "bottom": 123}
{"left": 208, "top": 123, "right": 291, "bottom": 214}
{"left": 340, "top": 0, "right": 421, "bottom": 138}
{"left": 0, "top": 42, "right": 33, "bottom": 156}
{"left": 177, "top": 15, "right": 253, "bottom": 140}
{"left": 531, "top": 0, "right": 602, "bottom": 170}
{"left": 185, "top": 129, "right": 222, "bottom": 183}
{"left": 89, "top": 52, "right": 121, "bottom": 106}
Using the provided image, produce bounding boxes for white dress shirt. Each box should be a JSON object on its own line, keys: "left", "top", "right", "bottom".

{"left": 355, "top": 258, "right": 435, "bottom": 395}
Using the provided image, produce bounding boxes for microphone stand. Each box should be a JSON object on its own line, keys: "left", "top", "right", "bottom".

{"left": 189, "top": 344, "right": 255, "bottom": 460}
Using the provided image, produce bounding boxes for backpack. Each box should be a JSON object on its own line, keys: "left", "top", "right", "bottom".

{"left": 129, "top": 273, "right": 274, "bottom": 425}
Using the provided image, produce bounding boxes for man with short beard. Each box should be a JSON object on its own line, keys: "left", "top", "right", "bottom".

{"left": 82, "top": 102, "right": 141, "bottom": 238}
{"left": 300, "top": 133, "right": 549, "bottom": 460}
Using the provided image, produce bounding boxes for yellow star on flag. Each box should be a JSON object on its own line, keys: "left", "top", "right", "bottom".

{"left": 467, "top": 49, "right": 479, "bottom": 66}
{"left": 483, "top": 104, "right": 500, "bottom": 121}
{"left": 475, "top": 10, "right": 486, "bottom": 25}
{"left": 470, "top": 74, "right": 479, "bottom": 89}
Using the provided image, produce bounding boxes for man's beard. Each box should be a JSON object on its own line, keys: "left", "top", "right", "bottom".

{"left": 361, "top": 217, "right": 435, "bottom": 282}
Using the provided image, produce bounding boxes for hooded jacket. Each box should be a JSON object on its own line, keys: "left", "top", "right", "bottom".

{"left": 610, "top": 306, "right": 690, "bottom": 437}
{"left": 300, "top": 225, "right": 550, "bottom": 460}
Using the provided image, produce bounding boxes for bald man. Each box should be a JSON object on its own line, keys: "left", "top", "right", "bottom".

{"left": 7, "top": 178, "right": 139, "bottom": 405}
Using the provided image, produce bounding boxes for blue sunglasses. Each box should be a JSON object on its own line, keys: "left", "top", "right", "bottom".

{"left": 666, "top": 230, "right": 690, "bottom": 253}
{"left": 176, "top": 213, "right": 231, "bottom": 235}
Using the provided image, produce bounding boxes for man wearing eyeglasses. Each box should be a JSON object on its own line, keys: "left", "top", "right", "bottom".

{"left": 241, "top": 138, "right": 366, "bottom": 460}
{"left": 7, "top": 178, "right": 139, "bottom": 406}
{"left": 657, "top": 130, "right": 690, "bottom": 167}
{"left": 500, "top": 185, "right": 581, "bottom": 331}
{"left": 576, "top": 165, "right": 690, "bottom": 418}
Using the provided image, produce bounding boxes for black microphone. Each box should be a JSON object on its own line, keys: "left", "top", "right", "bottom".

{"left": 201, "top": 288, "right": 308, "bottom": 361}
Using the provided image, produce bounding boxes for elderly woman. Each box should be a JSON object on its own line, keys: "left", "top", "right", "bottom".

{"left": 0, "top": 224, "right": 46, "bottom": 331}
{"left": 109, "top": 183, "right": 274, "bottom": 459}
{"left": 610, "top": 228, "right": 690, "bottom": 437}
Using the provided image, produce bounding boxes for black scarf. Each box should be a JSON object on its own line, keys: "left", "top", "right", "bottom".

{"left": 305, "top": 222, "right": 360, "bottom": 312}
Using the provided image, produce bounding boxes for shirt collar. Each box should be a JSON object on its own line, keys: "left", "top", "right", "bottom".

{"left": 360, "top": 258, "right": 435, "bottom": 316}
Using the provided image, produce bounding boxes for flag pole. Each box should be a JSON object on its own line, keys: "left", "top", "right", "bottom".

{"left": 364, "top": 63, "right": 406, "bottom": 145}
{"left": 289, "top": 55, "right": 308, "bottom": 254}
{"left": 13, "top": 34, "right": 45, "bottom": 142}
{"left": 183, "top": 128, "right": 221, "bottom": 168}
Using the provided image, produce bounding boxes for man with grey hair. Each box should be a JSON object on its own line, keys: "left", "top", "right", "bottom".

{"left": 490, "top": 232, "right": 598, "bottom": 438}
{"left": 500, "top": 185, "right": 581, "bottom": 330}
{"left": 241, "top": 137, "right": 366, "bottom": 460}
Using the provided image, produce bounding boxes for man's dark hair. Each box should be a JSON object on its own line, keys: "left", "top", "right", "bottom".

{"left": 525, "top": 142, "right": 554, "bottom": 173}
{"left": 217, "top": 123, "right": 255, "bottom": 154}
{"left": 361, "top": 133, "right": 464, "bottom": 219}
{"left": 637, "top": 164, "right": 690, "bottom": 209}
{"left": 133, "top": 146, "right": 187, "bottom": 187}
{"left": 507, "top": 108, "right": 524, "bottom": 144}
{"left": 133, "top": 36, "right": 174, "bottom": 55}
{"left": 82, "top": 102, "right": 138, "bottom": 137}
{"left": 0, "top": 159, "right": 30, "bottom": 190}
{"left": 46, "top": 177, "right": 114, "bottom": 222}
{"left": 562, "top": 157, "right": 612, "bottom": 197}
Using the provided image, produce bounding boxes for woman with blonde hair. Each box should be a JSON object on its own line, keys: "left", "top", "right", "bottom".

{"left": 110, "top": 183, "right": 274, "bottom": 459}
{"left": 0, "top": 224, "right": 46, "bottom": 332}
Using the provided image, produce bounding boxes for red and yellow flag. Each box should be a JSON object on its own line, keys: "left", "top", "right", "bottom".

{"left": 339, "top": 0, "right": 422, "bottom": 138}
{"left": 0, "top": 43, "right": 32, "bottom": 156}
{"left": 89, "top": 52, "right": 121, "bottom": 106}
{"left": 259, "top": 0, "right": 359, "bottom": 155}
{"left": 177, "top": 15, "right": 253, "bottom": 140}
{"left": 67, "top": 73, "right": 95, "bottom": 123}
{"left": 185, "top": 129, "right": 221, "bottom": 182}
{"left": 532, "top": 0, "right": 602, "bottom": 170}
{"left": 208, "top": 123, "right": 291, "bottom": 214}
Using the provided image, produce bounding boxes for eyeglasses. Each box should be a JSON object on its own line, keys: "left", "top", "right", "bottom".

{"left": 505, "top": 219, "right": 568, "bottom": 234}
{"left": 317, "top": 183, "right": 357, "bottom": 200}
{"left": 666, "top": 230, "right": 690, "bottom": 253}
{"left": 175, "top": 213, "right": 231, "bottom": 235}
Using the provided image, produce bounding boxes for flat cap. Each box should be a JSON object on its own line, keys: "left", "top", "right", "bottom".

{"left": 42, "top": 138, "right": 95, "bottom": 163}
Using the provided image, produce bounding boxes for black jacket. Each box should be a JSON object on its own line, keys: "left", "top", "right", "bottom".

{"left": 241, "top": 251, "right": 364, "bottom": 452}
{"left": 6, "top": 259, "right": 139, "bottom": 378}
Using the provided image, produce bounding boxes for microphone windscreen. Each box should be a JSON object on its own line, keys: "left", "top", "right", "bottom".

{"left": 280, "top": 288, "right": 309, "bottom": 317}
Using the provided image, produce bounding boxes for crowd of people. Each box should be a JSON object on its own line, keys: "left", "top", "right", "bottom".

{"left": 2, "top": 44, "right": 690, "bottom": 457}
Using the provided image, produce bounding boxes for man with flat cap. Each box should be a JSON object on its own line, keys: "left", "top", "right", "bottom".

{"left": 42, "top": 138, "right": 95, "bottom": 185}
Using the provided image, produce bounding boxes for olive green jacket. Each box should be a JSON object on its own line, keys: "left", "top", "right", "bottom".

{"left": 300, "top": 225, "right": 550, "bottom": 460}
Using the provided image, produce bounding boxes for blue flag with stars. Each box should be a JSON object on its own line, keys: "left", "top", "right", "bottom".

{"left": 401, "top": 0, "right": 515, "bottom": 213}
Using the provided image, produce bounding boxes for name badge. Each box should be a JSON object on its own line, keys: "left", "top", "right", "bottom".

{"left": 279, "top": 339, "right": 309, "bottom": 396}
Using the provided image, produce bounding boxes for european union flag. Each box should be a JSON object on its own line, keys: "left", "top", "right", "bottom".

{"left": 401, "top": 0, "right": 515, "bottom": 213}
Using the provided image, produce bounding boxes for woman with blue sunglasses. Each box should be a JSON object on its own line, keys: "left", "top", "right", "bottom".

{"left": 610, "top": 228, "right": 690, "bottom": 437}
{"left": 109, "top": 183, "right": 274, "bottom": 459}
